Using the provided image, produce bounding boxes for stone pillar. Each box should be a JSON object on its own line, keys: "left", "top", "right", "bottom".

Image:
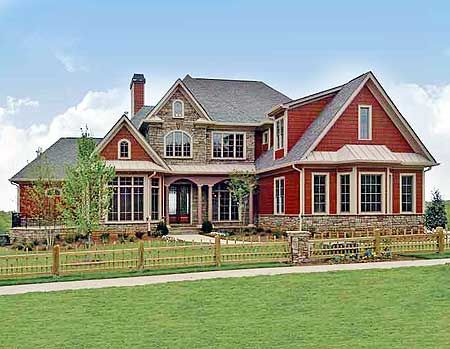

{"left": 208, "top": 184, "right": 213, "bottom": 222}
{"left": 286, "top": 231, "right": 312, "bottom": 264}
{"left": 197, "top": 185, "right": 203, "bottom": 226}
{"left": 248, "top": 188, "right": 254, "bottom": 226}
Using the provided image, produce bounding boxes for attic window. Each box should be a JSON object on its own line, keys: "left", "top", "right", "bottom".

{"left": 359, "top": 105, "right": 372, "bottom": 140}
{"left": 173, "top": 100, "right": 184, "bottom": 118}
{"left": 118, "top": 139, "right": 131, "bottom": 159}
{"left": 262, "top": 130, "right": 269, "bottom": 145}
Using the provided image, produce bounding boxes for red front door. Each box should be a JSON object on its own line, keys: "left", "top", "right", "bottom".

{"left": 168, "top": 184, "right": 191, "bottom": 224}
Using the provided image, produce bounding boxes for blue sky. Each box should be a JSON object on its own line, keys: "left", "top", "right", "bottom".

{"left": 1, "top": 0, "right": 450, "bottom": 210}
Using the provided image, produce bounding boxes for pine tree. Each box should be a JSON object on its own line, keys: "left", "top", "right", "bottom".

{"left": 424, "top": 189, "right": 448, "bottom": 230}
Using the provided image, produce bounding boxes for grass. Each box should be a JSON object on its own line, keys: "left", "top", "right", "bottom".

{"left": 0, "top": 210, "right": 11, "bottom": 233}
{"left": 1, "top": 265, "right": 449, "bottom": 348}
{"left": 402, "top": 251, "right": 450, "bottom": 259}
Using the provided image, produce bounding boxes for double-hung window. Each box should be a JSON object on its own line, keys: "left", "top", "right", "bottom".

{"left": 360, "top": 174, "right": 383, "bottom": 213}
{"left": 151, "top": 178, "right": 160, "bottom": 220}
{"left": 118, "top": 139, "right": 131, "bottom": 159}
{"left": 359, "top": 105, "right": 372, "bottom": 140}
{"left": 275, "top": 117, "right": 285, "bottom": 150}
{"left": 262, "top": 130, "right": 269, "bottom": 145}
{"left": 274, "top": 177, "right": 285, "bottom": 215}
{"left": 212, "top": 182, "right": 239, "bottom": 221}
{"left": 339, "top": 174, "right": 351, "bottom": 213}
{"left": 108, "top": 176, "right": 144, "bottom": 222}
{"left": 401, "top": 175, "right": 414, "bottom": 213}
{"left": 313, "top": 174, "right": 328, "bottom": 214}
{"left": 212, "top": 132, "right": 245, "bottom": 159}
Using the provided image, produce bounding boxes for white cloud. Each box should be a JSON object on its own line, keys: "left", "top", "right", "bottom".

{"left": 0, "top": 96, "right": 39, "bottom": 119}
{"left": 388, "top": 82, "right": 450, "bottom": 200}
{"left": 54, "top": 51, "right": 88, "bottom": 73}
{"left": 0, "top": 89, "right": 128, "bottom": 211}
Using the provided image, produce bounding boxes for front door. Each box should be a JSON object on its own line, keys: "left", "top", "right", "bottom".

{"left": 168, "top": 184, "right": 191, "bottom": 224}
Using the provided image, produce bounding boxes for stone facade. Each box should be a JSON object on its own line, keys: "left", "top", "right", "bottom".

{"left": 257, "top": 214, "right": 425, "bottom": 234}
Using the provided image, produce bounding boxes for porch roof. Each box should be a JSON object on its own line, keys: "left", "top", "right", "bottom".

{"left": 106, "top": 160, "right": 168, "bottom": 172}
{"left": 169, "top": 163, "right": 255, "bottom": 175}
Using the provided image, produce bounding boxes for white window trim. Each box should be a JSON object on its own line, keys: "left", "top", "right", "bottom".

{"left": 358, "top": 172, "right": 386, "bottom": 214}
{"left": 274, "top": 116, "right": 285, "bottom": 151}
{"left": 312, "top": 173, "right": 330, "bottom": 215}
{"left": 164, "top": 130, "right": 193, "bottom": 159}
{"left": 150, "top": 177, "right": 161, "bottom": 222}
{"left": 400, "top": 173, "right": 416, "bottom": 214}
{"left": 358, "top": 105, "right": 372, "bottom": 141}
{"left": 262, "top": 129, "right": 270, "bottom": 146}
{"left": 172, "top": 99, "right": 185, "bottom": 119}
{"left": 273, "top": 176, "right": 285, "bottom": 215}
{"left": 106, "top": 176, "right": 146, "bottom": 224}
{"left": 117, "top": 139, "right": 131, "bottom": 160}
{"left": 337, "top": 172, "right": 354, "bottom": 215}
{"left": 212, "top": 183, "right": 240, "bottom": 222}
{"left": 211, "top": 131, "right": 247, "bottom": 160}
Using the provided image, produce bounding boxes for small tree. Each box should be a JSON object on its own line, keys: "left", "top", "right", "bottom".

{"left": 425, "top": 189, "right": 448, "bottom": 230}
{"left": 62, "top": 127, "right": 115, "bottom": 242}
{"left": 228, "top": 171, "right": 257, "bottom": 232}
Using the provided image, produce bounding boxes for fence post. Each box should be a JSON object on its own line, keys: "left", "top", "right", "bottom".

{"left": 52, "top": 244, "right": 60, "bottom": 276}
{"left": 374, "top": 229, "right": 381, "bottom": 256}
{"left": 215, "top": 235, "right": 221, "bottom": 267}
{"left": 437, "top": 227, "right": 445, "bottom": 254}
{"left": 138, "top": 241, "right": 144, "bottom": 270}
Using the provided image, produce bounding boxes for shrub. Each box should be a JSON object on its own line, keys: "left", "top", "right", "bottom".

{"left": 154, "top": 221, "right": 169, "bottom": 237}
{"left": 201, "top": 220, "right": 213, "bottom": 234}
{"left": 265, "top": 228, "right": 272, "bottom": 235}
{"left": 256, "top": 227, "right": 265, "bottom": 233}
{"left": 425, "top": 189, "right": 448, "bottom": 230}
{"left": 135, "top": 231, "right": 145, "bottom": 240}
{"left": 100, "top": 233, "right": 110, "bottom": 243}
{"left": 118, "top": 233, "right": 129, "bottom": 244}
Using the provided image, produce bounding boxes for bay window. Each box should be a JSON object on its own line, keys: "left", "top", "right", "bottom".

{"left": 212, "top": 132, "right": 245, "bottom": 159}
{"left": 108, "top": 176, "right": 144, "bottom": 222}
{"left": 339, "top": 174, "right": 351, "bottom": 213}
{"left": 313, "top": 174, "right": 328, "bottom": 214}
{"left": 360, "top": 174, "right": 383, "bottom": 213}
{"left": 401, "top": 175, "right": 415, "bottom": 213}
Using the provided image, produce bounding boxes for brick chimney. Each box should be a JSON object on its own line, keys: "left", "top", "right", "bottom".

{"left": 130, "top": 73, "right": 146, "bottom": 116}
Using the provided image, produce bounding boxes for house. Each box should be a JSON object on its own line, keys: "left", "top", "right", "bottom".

{"left": 10, "top": 72, "right": 438, "bottom": 234}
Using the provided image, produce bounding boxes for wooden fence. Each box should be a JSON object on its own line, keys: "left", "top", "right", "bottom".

{"left": 0, "top": 236, "right": 290, "bottom": 279}
{"left": 308, "top": 227, "right": 448, "bottom": 261}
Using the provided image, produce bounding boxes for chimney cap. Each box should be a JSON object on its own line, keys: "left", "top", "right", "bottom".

{"left": 130, "top": 73, "right": 146, "bottom": 89}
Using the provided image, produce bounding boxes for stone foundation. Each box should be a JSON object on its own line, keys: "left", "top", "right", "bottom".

{"left": 257, "top": 214, "right": 424, "bottom": 235}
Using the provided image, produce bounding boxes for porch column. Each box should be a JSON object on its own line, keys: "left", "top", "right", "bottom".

{"left": 197, "top": 184, "right": 203, "bottom": 225}
{"left": 164, "top": 184, "right": 170, "bottom": 224}
{"left": 208, "top": 184, "right": 213, "bottom": 222}
{"left": 248, "top": 188, "right": 254, "bottom": 226}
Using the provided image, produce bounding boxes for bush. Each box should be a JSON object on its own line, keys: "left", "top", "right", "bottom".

{"left": 265, "top": 228, "right": 272, "bottom": 235}
{"left": 425, "top": 189, "right": 448, "bottom": 230}
{"left": 154, "top": 221, "right": 169, "bottom": 237}
{"left": 118, "top": 233, "right": 129, "bottom": 244}
{"left": 135, "top": 231, "right": 145, "bottom": 240}
{"left": 100, "top": 233, "right": 110, "bottom": 243}
{"left": 256, "top": 227, "right": 265, "bottom": 233}
{"left": 201, "top": 220, "right": 213, "bottom": 234}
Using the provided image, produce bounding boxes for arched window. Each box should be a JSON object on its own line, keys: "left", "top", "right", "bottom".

{"left": 118, "top": 139, "right": 131, "bottom": 159}
{"left": 212, "top": 182, "right": 239, "bottom": 221}
{"left": 165, "top": 131, "right": 191, "bottom": 158}
{"left": 46, "top": 188, "right": 61, "bottom": 197}
{"left": 172, "top": 100, "right": 184, "bottom": 118}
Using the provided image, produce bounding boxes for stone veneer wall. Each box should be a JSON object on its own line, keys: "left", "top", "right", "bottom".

{"left": 257, "top": 214, "right": 425, "bottom": 234}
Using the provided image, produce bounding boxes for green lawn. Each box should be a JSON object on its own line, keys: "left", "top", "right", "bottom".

{"left": 1, "top": 265, "right": 449, "bottom": 348}
{"left": 402, "top": 251, "right": 450, "bottom": 259}
{"left": 0, "top": 210, "right": 11, "bottom": 233}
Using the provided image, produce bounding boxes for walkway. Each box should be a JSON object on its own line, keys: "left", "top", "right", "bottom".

{"left": 169, "top": 234, "right": 249, "bottom": 244}
{"left": 0, "top": 259, "right": 448, "bottom": 296}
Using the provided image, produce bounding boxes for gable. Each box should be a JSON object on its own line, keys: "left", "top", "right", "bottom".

{"left": 315, "top": 85, "right": 414, "bottom": 153}
{"left": 157, "top": 86, "right": 204, "bottom": 123}
{"left": 100, "top": 125, "right": 154, "bottom": 161}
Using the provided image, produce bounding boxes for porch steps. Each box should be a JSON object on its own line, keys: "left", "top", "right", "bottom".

{"left": 168, "top": 225, "right": 200, "bottom": 235}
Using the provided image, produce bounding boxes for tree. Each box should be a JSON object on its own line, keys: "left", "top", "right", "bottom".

{"left": 425, "top": 189, "right": 448, "bottom": 230}
{"left": 62, "top": 127, "right": 115, "bottom": 241}
{"left": 228, "top": 171, "right": 257, "bottom": 232}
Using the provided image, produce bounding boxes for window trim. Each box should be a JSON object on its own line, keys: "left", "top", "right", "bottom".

{"left": 164, "top": 130, "right": 193, "bottom": 159}
{"left": 337, "top": 172, "right": 352, "bottom": 214}
{"left": 400, "top": 173, "right": 416, "bottom": 214}
{"left": 172, "top": 99, "right": 185, "bottom": 119}
{"left": 273, "top": 176, "right": 285, "bottom": 215}
{"left": 274, "top": 116, "right": 285, "bottom": 151}
{"left": 262, "top": 129, "right": 270, "bottom": 146}
{"left": 312, "top": 173, "right": 330, "bottom": 215}
{"left": 358, "top": 105, "right": 372, "bottom": 141}
{"left": 359, "top": 172, "right": 386, "bottom": 214}
{"left": 117, "top": 139, "right": 131, "bottom": 160}
{"left": 211, "top": 131, "right": 247, "bottom": 160}
{"left": 150, "top": 177, "right": 161, "bottom": 222}
{"left": 212, "top": 182, "right": 240, "bottom": 222}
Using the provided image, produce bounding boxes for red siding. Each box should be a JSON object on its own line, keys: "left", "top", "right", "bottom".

{"left": 100, "top": 126, "right": 152, "bottom": 161}
{"left": 255, "top": 130, "right": 269, "bottom": 160}
{"left": 304, "top": 169, "right": 312, "bottom": 214}
{"left": 315, "top": 86, "right": 414, "bottom": 153}
{"left": 304, "top": 168, "right": 336, "bottom": 214}
{"left": 392, "top": 169, "right": 423, "bottom": 214}
{"left": 274, "top": 148, "right": 284, "bottom": 159}
{"left": 258, "top": 176, "right": 274, "bottom": 214}
{"left": 287, "top": 95, "right": 336, "bottom": 150}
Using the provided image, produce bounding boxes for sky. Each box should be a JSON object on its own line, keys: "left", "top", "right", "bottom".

{"left": 1, "top": 0, "right": 450, "bottom": 210}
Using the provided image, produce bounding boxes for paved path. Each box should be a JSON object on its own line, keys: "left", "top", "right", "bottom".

{"left": 0, "top": 259, "right": 448, "bottom": 296}
{"left": 169, "top": 234, "right": 249, "bottom": 244}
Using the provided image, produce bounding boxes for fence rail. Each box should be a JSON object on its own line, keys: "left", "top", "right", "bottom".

{"left": 0, "top": 237, "right": 290, "bottom": 279}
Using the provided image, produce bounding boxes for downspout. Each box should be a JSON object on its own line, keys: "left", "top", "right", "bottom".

{"left": 147, "top": 171, "right": 157, "bottom": 233}
{"left": 292, "top": 164, "right": 303, "bottom": 232}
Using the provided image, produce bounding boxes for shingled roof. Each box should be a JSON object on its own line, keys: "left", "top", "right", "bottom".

{"left": 182, "top": 75, "right": 291, "bottom": 123}
{"left": 10, "top": 138, "right": 102, "bottom": 182}
{"left": 131, "top": 105, "right": 154, "bottom": 128}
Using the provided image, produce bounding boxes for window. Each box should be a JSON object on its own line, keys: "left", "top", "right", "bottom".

{"left": 151, "top": 178, "right": 160, "bottom": 220}
{"left": 359, "top": 105, "right": 372, "bottom": 140}
{"left": 274, "top": 177, "right": 285, "bottom": 215}
{"left": 212, "top": 182, "right": 239, "bottom": 221}
{"left": 360, "top": 174, "right": 383, "bottom": 213}
{"left": 339, "top": 174, "right": 351, "bottom": 213}
{"left": 212, "top": 132, "right": 245, "bottom": 159}
{"left": 165, "top": 131, "right": 191, "bottom": 158}
{"left": 172, "top": 100, "right": 184, "bottom": 118}
{"left": 46, "top": 188, "right": 61, "bottom": 197}
{"left": 275, "top": 117, "right": 285, "bottom": 150}
{"left": 313, "top": 174, "right": 328, "bottom": 214}
{"left": 262, "top": 130, "right": 269, "bottom": 145}
{"left": 118, "top": 139, "right": 131, "bottom": 159}
{"left": 401, "top": 175, "right": 414, "bottom": 213}
{"left": 108, "top": 176, "right": 144, "bottom": 222}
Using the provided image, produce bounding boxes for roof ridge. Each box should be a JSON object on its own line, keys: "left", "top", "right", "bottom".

{"left": 186, "top": 76, "right": 265, "bottom": 83}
